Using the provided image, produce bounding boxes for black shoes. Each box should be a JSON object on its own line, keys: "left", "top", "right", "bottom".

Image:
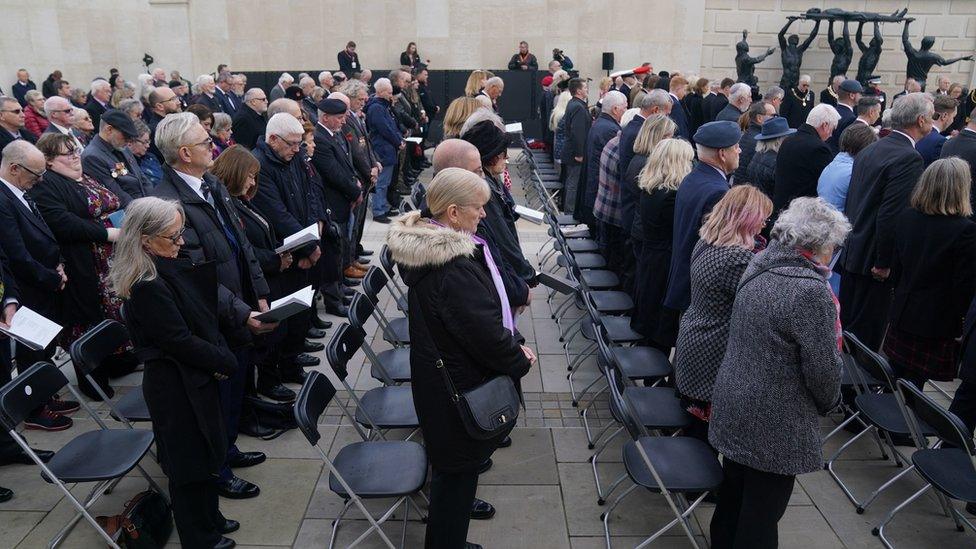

{"left": 325, "top": 304, "right": 349, "bottom": 317}
{"left": 358, "top": 248, "right": 375, "bottom": 257}
{"left": 310, "top": 314, "right": 332, "bottom": 330}
{"left": 498, "top": 436, "right": 513, "bottom": 448}
{"left": 292, "top": 353, "right": 320, "bottom": 367}
{"left": 344, "top": 278, "right": 361, "bottom": 287}
{"left": 281, "top": 369, "right": 309, "bottom": 385}
{"left": 464, "top": 543, "right": 483, "bottom": 549}
{"left": 342, "top": 287, "right": 357, "bottom": 297}
{"left": 967, "top": 502, "right": 976, "bottom": 516}
{"left": 0, "top": 448, "right": 54, "bottom": 466}
{"left": 238, "top": 417, "right": 274, "bottom": 439}
{"left": 470, "top": 497, "right": 496, "bottom": 520}
{"left": 214, "top": 536, "right": 236, "bottom": 549}
{"left": 476, "top": 458, "right": 493, "bottom": 475}
{"left": 24, "top": 408, "right": 72, "bottom": 431}
{"left": 258, "top": 383, "right": 297, "bottom": 402}
{"left": 217, "top": 514, "right": 240, "bottom": 534}
{"left": 304, "top": 340, "right": 325, "bottom": 352}
{"left": 307, "top": 327, "right": 327, "bottom": 339}
{"left": 217, "top": 476, "right": 260, "bottom": 499}
{"left": 0, "top": 486, "right": 11, "bottom": 503}
{"left": 373, "top": 214, "right": 392, "bottom": 224}
{"left": 228, "top": 451, "right": 266, "bottom": 469}
{"left": 46, "top": 395, "right": 79, "bottom": 415}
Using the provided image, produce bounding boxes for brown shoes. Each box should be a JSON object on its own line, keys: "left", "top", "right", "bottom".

{"left": 343, "top": 264, "right": 367, "bottom": 278}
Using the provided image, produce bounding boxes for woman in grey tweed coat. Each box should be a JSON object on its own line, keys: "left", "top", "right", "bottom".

{"left": 708, "top": 197, "right": 849, "bottom": 549}
{"left": 673, "top": 185, "right": 773, "bottom": 441}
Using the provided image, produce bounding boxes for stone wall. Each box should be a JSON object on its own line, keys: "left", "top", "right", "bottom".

{"left": 0, "top": 0, "right": 971, "bottom": 99}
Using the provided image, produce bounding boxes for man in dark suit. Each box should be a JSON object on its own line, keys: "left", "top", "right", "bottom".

{"left": 0, "top": 97, "right": 36, "bottom": 152}
{"left": 715, "top": 83, "right": 752, "bottom": 123}
{"left": 941, "top": 105, "right": 976, "bottom": 209}
{"left": 772, "top": 103, "right": 838, "bottom": 215}
{"left": 819, "top": 75, "right": 844, "bottom": 107}
{"left": 192, "top": 74, "right": 223, "bottom": 113}
{"left": 146, "top": 86, "right": 182, "bottom": 161}
{"left": 668, "top": 76, "right": 692, "bottom": 141}
{"left": 312, "top": 99, "right": 363, "bottom": 315}
{"left": 85, "top": 79, "right": 112, "bottom": 128}
{"left": 337, "top": 41, "right": 362, "bottom": 76}
{"left": 337, "top": 82, "right": 380, "bottom": 259}
{"left": 214, "top": 72, "right": 239, "bottom": 116}
{"left": 579, "top": 90, "right": 626, "bottom": 229}
{"left": 152, "top": 113, "right": 274, "bottom": 499}
{"left": 232, "top": 89, "right": 268, "bottom": 150}
{"left": 702, "top": 78, "right": 733, "bottom": 123}
{"left": 561, "top": 78, "right": 591, "bottom": 217}
{"left": 81, "top": 110, "right": 152, "bottom": 204}
{"left": 780, "top": 74, "right": 815, "bottom": 129}
{"left": 828, "top": 79, "right": 862, "bottom": 152}
{"left": 916, "top": 94, "right": 958, "bottom": 166}
{"left": 41, "top": 96, "right": 85, "bottom": 151}
{"left": 12, "top": 69, "right": 36, "bottom": 107}
{"left": 840, "top": 92, "right": 932, "bottom": 350}
{"left": 665, "top": 121, "right": 741, "bottom": 312}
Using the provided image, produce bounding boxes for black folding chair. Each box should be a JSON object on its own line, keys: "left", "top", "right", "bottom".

{"left": 378, "top": 245, "right": 409, "bottom": 314}
{"left": 361, "top": 267, "right": 410, "bottom": 347}
{"left": 69, "top": 319, "right": 150, "bottom": 426}
{"left": 347, "top": 293, "right": 411, "bottom": 385}
{"left": 873, "top": 380, "right": 976, "bottom": 548}
{"left": 0, "top": 362, "right": 162, "bottom": 548}
{"left": 294, "top": 370, "right": 428, "bottom": 549}
{"left": 326, "top": 323, "right": 419, "bottom": 440}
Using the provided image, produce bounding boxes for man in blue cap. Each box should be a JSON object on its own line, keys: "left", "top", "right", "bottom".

{"left": 827, "top": 79, "right": 862, "bottom": 152}
{"left": 664, "top": 120, "right": 741, "bottom": 313}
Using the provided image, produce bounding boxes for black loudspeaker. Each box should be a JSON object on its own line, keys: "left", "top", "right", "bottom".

{"left": 602, "top": 52, "right": 614, "bottom": 71}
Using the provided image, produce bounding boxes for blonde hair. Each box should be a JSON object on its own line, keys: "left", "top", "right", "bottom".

{"left": 464, "top": 70, "right": 493, "bottom": 97}
{"left": 443, "top": 97, "right": 482, "bottom": 138}
{"left": 550, "top": 91, "right": 571, "bottom": 132}
{"left": 699, "top": 185, "right": 772, "bottom": 248}
{"left": 109, "top": 197, "right": 184, "bottom": 298}
{"left": 633, "top": 114, "right": 677, "bottom": 156}
{"left": 638, "top": 138, "right": 694, "bottom": 193}
{"left": 426, "top": 167, "right": 491, "bottom": 219}
{"left": 911, "top": 157, "right": 973, "bottom": 217}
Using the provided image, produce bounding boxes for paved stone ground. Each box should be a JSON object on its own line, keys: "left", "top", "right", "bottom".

{"left": 2, "top": 152, "right": 974, "bottom": 548}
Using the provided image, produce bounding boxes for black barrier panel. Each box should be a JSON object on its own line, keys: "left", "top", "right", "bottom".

{"left": 240, "top": 69, "right": 545, "bottom": 140}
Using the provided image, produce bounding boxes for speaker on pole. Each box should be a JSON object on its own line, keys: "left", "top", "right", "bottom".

{"left": 601, "top": 52, "right": 614, "bottom": 74}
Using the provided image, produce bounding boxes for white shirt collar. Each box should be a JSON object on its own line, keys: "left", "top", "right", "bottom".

{"left": 0, "top": 177, "right": 30, "bottom": 210}
{"left": 318, "top": 122, "right": 335, "bottom": 137}
{"left": 837, "top": 102, "right": 854, "bottom": 112}
{"left": 669, "top": 92, "right": 679, "bottom": 102}
{"left": 172, "top": 169, "right": 206, "bottom": 201}
{"left": 891, "top": 130, "right": 916, "bottom": 147}
{"left": 51, "top": 123, "right": 71, "bottom": 134}
{"left": 964, "top": 128, "right": 976, "bottom": 136}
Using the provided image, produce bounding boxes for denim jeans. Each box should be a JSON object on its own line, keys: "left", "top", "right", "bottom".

{"left": 372, "top": 162, "right": 397, "bottom": 216}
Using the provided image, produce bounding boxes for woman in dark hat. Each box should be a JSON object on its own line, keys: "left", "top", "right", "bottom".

{"left": 746, "top": 116, "right": 795, "bottom": 199}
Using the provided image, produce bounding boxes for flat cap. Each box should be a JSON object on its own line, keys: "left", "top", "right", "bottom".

{"left": 317, "top": 98, "right": 347, "bottom": 115}
{"left": 101, "top": 109, "right": 140, "bottom": 138}
{"left": 840, "top": 79, "right": 864, "bottom": 93}
{"left": 693, "top": 121, "right": 741, "bottom": 149}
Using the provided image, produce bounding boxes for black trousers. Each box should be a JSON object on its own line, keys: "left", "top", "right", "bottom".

{"left": 218, "top": 347, "right": 249, "bottom": 481}
{"left": 170, "top": 478, "right": 222, "bottom": 549}
{"left": 0, "top": 342, "right": 21, "bottom": 460}
{"left": 424, "top": 468, "right": 478, "bottom": 549}
{"left": 838, "top": 270, "right": 892, "bottom": 351}
{"left": 710, "top": 458, "right": 795, "bottom": 549}
{"left": 950, "top": 380, "right": 976, "bottom": 439}
{"left": 598, "top": 221, "right": 628, "bottom": 277}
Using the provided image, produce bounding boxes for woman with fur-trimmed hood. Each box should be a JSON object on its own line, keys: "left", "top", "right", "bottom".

{"left": 386, "top": 167, "right": 535, "bottom": 549}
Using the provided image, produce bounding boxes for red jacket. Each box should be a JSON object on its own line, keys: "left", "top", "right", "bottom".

{"left": 24, "top": 105, "right": 49, "bottom": 136}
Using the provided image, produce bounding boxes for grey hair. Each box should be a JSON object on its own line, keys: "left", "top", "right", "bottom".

{"left": 764, "top": 86, "right": 784, "bottom": 101}
{"left": 485, "top": 76, "right": 504, "bottom": 89}
{"left": 279, "top": 72, "right": 294, "bottom": 85}
{"left": 460, "top": 108, "right": 504, "bottom": 137}
{"left": 265, "top": 112, "right": 304, "bottom": 140}
{"left": 0, "top": 96, "right": 16, "bottom": 111}
{"left": 71, "top": 107, "right": 88, "bottom": 121}
{"left": 771, "top": 196, "right": 851, "bottom": 254}
{"left": 881, "top": 108, "right": 893, "bottom": 129}
{"left": 729, "top": 83, "right": 751, "bottom": 102}
{"left": 299, "top": 76, "right": 315, "bottom": 89}
{"left": 337, "top": 79, "right": 367, "bottom": 99}
{"left": 211, "top": 112, "right": 232, "bottom": 133}
{"left": 642, "top": 89, "right": 672, "bottom": 111}
{"left": 806, "top": 103, "right": 841, "bottom": 128}
{"left": 109, "top": 197, "right": 185, "bottom": 298}
{"left": 25, "top": 89, "right": 43, "bottom": 103}
{"left": 43, "top": 96, "right": 70, "bottom": 117}
{"left": 132, "top": 118, "right": 150, "bottom": 138}
{"left": 889, "top": 92, "right": 933, "bottom": 130}
{"left": 196, "top": 74, "right": 214, "bottom": 85}
{"left": 0, "top": 140, "right": 40, "bottom": 168}
{"left": 243, "top": 88, "right": 264, "bottom": 101}
{"left": 755, "top": 136, "right": 786, "bottom": 153}
{"left": 374, "top": 78, "right": 393, "bottom": 93}
{"left": 215, "top": 71, "right": 231, "bottom": 84}
{"left": 318, "top": 71, "right": 333, "bottom": 83}
{"left": 118, "top": 98, "right": 143, "bottom": 117}
{"left": 90, "top": 79, "right": 111, "bottom": 94}
{"left": 601, "top": 90, "right": 627, "bottom": 113}
{"left": 267, "top": 98, "right": 299, "bottom": 118}
{"left": 798, "top": 74, "right": 811, "bottom": 84}
{"left": 155, "top": 112, "right": 200, "bottom": 165}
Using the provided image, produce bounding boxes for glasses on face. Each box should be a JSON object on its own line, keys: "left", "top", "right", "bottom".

{"left": 130, "top": 138, "right": 150, "bottom": 146}
{"left": 250, "top": 97, "right": 268, "bottom": 103}
{"left": 157, "top": 226, "right": 186, "bottom": 244}
{"left": 278, "top": 136, "right": 303, "bottom": 150}
{"left": 183, "top": 137, "right": 214, "bottom": 150}
{"left": 1, "top": 108, "right": 23, "bottom": 115}
{"left": 51, "top": 108, "right": 73, "bottom": 114}
{"left": 56, "top": 148, "right": 81, "bottom": 158}
{"left": 16, "top": 163, "right": 46, "bottom": 180}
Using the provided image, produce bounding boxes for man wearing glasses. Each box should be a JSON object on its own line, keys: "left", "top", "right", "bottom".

{"left": 231, "top": 88, "right": 268, "bottom": 150}
{"left": 81, "top": 110, "right": 152, "bottom": 205}
{"left": 41, "top": 96, "right": 84, "bottom": 152}
{"left": 0, "top": 96, "right": 36, "bottom": 153}
{"left": 146, "top": 86, "right": 182, "bottom": 161}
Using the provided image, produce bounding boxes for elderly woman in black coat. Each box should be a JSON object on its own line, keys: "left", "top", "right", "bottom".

{"left": 708, "top": 196, "right": 849, "bottom": 549}
{"left": 387, "top": 168, "right": 535, "bottom": 549}
{"left": 109, "top": 197, "right": 238, "bottom": 549}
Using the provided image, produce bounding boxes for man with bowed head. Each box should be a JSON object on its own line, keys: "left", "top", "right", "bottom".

{"left": 232, "top": 88, "right": 269, "bottom": 150}
{"left": 365, "top": 78, "right": 404, "bottom": 223}
{"left": 665, "top": 121, "right": 742, "bottom": 312}
{"left": 715, "top": 83, "right": 752, "bottom": 124}
{"left": 151, "top": 112, "right": 276, "bottom": 500}
{"left": 82, "top": 109, "right": 153, "bottom": 204}
{"left": 773, "top": 104, "right": 840, "bottom": 215}
{"left": 579, "top": 90, "right": 627, "bottom": 229}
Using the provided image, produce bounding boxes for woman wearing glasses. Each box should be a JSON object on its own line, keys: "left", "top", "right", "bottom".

{"left": 32, "top": 132, "right": 137, "bottom": 400}
{"left": 109, "top": 196, "right": 239, "bottom": 549}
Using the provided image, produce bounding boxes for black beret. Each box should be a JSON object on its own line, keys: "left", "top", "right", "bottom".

{"left": 168, "top": 80, "right": 183, "bottom": 88}
{"left": 693, "top": 121, "right": 741, "bottom": 149}
{"left": 463, "top": 120, "right": 511, "bottom": 161}
{"left": 317, "top": 98, "right": 347, "bottom": 115}
{"left": 284, "top": 85, "right": 304, "bottom": 101}
{"left": 101, "top": 109, "right": 139, "bottom": 138}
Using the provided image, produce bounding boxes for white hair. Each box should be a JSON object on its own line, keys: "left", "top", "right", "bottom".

{"left": 318, "top": 71, "right": 332, "bottom": 83}
{"left": 0, "top": 140, "right": 40, "bottom": 168}
{"left": 374, "top": 78, "right": 392, "bottom": 93}
{"left": 460, "top": 108, "right": 504, "bottom": 137}
{"left": 299, "top": 76, "right": 315, "bottom": 88}
{"left": 764, "top": 86, "right": 784, "bottom": 101}
{"left": 485, "top": 76, "right": 504, "bottom": 89}
{"left": 799, "top": 74, "right": 811, "bottom": 84}
{"left": 90, "top": 79, "right": 110, "bottom": 94}
{"left": 890, "top": 92, "right": 934, "bottom": 130}
{"left": 196, "top": 74, "right": 214, "bottom": 86}
{"left": 620, "top": 108, "right": 641, "bottom": 127}
{"left": 771, "top": 197, "right": 851, "bottom": 255}
{"left": 600, "top": 90, "right": 627, "bottom": 113}
{"left": 642, "top": 89, "right": 671, "bottom": 111}
{"left": 265, "top": 112, "right": 304, "bottom": 140}
{"left": 475, "top": 94, "right": 492, "bottom": 109}
{"left": 43, "top": 96, "right": 70, "bottom": 117}
{"left": 279, "top": 72, "right": 294, "bottom": 85}
{"left": 155, "top": 112, "right": 201, "bottom": 165}
{"left": 212, "top": 112, "right": 232, "bottom": 133}
{"left": 806, "top": 103, "right": 841, "bottom": 128}
{"left": 729, "top": 83, "right": 751, "bottom": 102}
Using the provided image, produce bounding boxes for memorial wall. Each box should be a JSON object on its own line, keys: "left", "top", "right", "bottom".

{"left": 1, "top": 0, "right": 972, "bottom": 97}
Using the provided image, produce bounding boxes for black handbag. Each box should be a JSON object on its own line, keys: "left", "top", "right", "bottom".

{"left": 417, "top": 303, "right": 522, "bottom": 441}
{"left": 96, "top": 489, "right": 172, "bottom": 548}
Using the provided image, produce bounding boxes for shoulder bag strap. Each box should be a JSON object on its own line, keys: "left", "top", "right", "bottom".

{"left": 412, "top": 297, "right": 463, "bottom": 403}
{"left": 737, "top": 260, "right": 823, "bottom": 291}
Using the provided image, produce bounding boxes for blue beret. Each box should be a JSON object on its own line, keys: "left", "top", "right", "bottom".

{"left": 840, "top": 79, "right": 864, "bottom": 93}
{"left": 317, "top": 98, "right": 347, "bottom": 115}
{"left": 693, "top": 121, "right": 741, "bottom": 149}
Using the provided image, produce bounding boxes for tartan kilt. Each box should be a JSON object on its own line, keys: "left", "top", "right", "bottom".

{"left": 882, "top": 326, "right": 960, "bottom": 382}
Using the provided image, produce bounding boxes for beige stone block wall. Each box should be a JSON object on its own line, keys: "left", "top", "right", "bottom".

{"left": 0, "top": 0, "right": 971, "bottom": 101}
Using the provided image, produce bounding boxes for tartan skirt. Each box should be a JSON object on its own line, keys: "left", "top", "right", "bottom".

{"left": 882, "top": 326, "right": 960, "bottom": 382}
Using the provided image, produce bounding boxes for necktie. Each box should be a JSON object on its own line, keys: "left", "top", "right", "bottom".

{"left": 336, "top": 132, "right": 349, "bottom": 156}
{"left": 24, "top": 195, "right": 41, "bottom": 218}
{"left": 200, "top": 180, "right": 240, "bottom": 254}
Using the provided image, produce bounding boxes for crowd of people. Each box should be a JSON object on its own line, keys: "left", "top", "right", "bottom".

{"left": 1, "top": 36, "right": 975, "bottom": 548}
